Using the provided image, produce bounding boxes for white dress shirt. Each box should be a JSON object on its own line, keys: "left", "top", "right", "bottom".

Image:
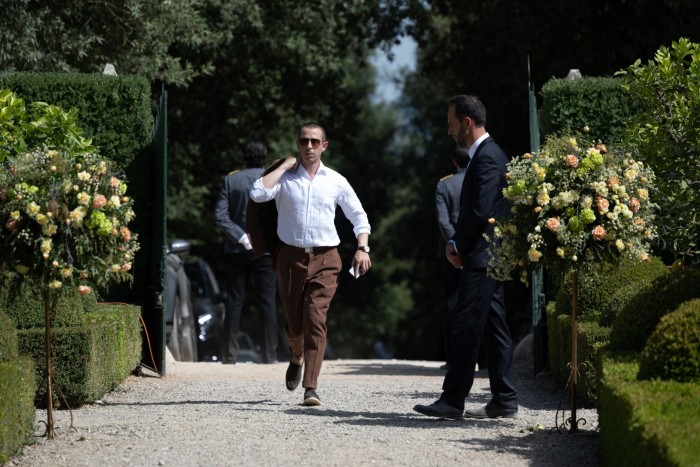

{"left": 250, "top": 161, "right": 371, "bottom": 248}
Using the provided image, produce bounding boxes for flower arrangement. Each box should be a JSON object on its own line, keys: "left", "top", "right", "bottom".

{"left": 488, "top": 132, "right": 657, "bottom": 283}
{"left": 0, "top": 148, "right": 139, "bottom": 294}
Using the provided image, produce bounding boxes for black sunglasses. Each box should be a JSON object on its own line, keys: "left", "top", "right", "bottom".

{"left": 297, "top": 138, "right": 323, "bottom": 149}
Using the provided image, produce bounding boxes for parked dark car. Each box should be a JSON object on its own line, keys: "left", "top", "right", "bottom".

{"left": 165, "top": 239, "right": 263, "bottom": 363}
{"left": 184, "top": 258, "right": 225, "bottom": 362}
{"left": 184, "top": 257, "right": 264, "bottom": 363}
{"left": 165, "top": 239, "right": 198, "bottom": 362}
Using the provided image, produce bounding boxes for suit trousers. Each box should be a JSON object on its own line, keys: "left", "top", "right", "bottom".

{"left": 440, "top": 267, "right": 517, "bottom": 410}
{"left": 223, "top": 252, "right": 278, "bottom": 363}
{"left": 276, "top": 243, "right": 341, "bottom": 390}
{"left": 441, "top": 260, "right": 489, "bottom": 369}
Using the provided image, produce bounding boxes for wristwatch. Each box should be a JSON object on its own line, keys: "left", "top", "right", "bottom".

{"left": 357, "top": 245, "right": 370, "bottom": 253}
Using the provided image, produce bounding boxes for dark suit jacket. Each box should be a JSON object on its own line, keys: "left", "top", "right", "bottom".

{"left": 246, "top": 159, "right": 284, "bottom": 259}
{"left": 451, "top": 136, "right": 510, "bottom": 269}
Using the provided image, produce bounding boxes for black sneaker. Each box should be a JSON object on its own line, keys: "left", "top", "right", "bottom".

{"left": 285, "top": 362, "right": 302, "bottom": 391}
{"left": 303, "top": 389, "right": 321, "bottom": 406}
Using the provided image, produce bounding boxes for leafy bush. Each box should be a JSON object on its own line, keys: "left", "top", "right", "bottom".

{"left": 638, "top": 299, "right": 700, "bottom": 383}
{"left": 609, "top": 268, "right": 700, "bottom": 351}
{"left": 555, "top": 256, "right": 667, "bottom": 324}
{"left": 619, "top": 38, "right": 700, "bottom": 263}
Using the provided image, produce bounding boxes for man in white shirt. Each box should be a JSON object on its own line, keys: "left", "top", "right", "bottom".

{"left": 249, "top": 122, "right": 371, "bottom": 406}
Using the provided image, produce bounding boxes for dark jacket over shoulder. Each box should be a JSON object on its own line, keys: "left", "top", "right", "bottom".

{"left": 215, "top": 167, "right": 264, "bottom": 254}
{"left": 452, "top": 137, "right": 510, "bottom": 269}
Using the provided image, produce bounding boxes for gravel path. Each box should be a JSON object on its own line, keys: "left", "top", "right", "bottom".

{"left": 7, "top": 358, "right": 601, "bottom": 466}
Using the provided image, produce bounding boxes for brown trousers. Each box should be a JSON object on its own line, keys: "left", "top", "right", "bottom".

{"left": 276, "top": 243, "right": 341, "bottom": 389}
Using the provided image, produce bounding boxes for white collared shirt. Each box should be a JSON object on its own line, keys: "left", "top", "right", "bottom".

{"left": 467, "top": 132, "right": 490, "bottom": 169}
{"left": 250, "top": 161, "right": 371, "bottom": 248}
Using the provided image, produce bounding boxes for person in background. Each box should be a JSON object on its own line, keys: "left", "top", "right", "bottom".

{"left": 249, "top": 122, "right": 372, "bottom": 407}
{"left": 435, "top": 146, "right": 468, "bottom": 370}
{"left": 435, "top": 146, "right": 488, "bottom": 373}
{"left": 415, "top": 95, "right": 517, "bottom": 420}
{"left": 215, "top": 140, "right": 278, "bottom": 365}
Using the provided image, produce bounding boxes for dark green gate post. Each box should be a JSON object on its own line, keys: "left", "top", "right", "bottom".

{"left": 143, "top": 85, "right": 168, "bottom": 375}
{"left": 528, "top": 57, "right": 546, "bottom": 375}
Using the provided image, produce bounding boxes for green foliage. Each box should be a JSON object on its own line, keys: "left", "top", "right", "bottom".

{"left": 540, "top": 77, "right": 642, "bottom": 144}
{"left": 0, "top": 88, "right": 95, "bottom": 163}
{"left": 0, "top": 276, "right": 86, "bottom": 329}
{"left": 555, "top": 256, "right": 668, "bottom": 324}
{"left": 16, "top": 303, "right": 141, "bottom": 407}
{"left": 610, "top": 268, "right": 700, "bottom": 351}
{"left": 639, "top": 299, "right": 700, "bottom": 383}
{"left": 599, "top": 352, "right": 700, "bottom": 467}
{"left": 0, "top": 73, "right": 152, "bottom": 169}
{"left": 0, "top": 0, "right": 215, "bottom": 87}
{"left": 602, "top": 278, "right": 654, "bottom": 328}
{"left": 0, "top": 357, "right": 35, "bottom": 465}
{"left": 0, "top": 311, "right": 17, "bottom": 362}
{"left": 408, "top": 0, "right": 700, "bottom": 158}
{"left": 619, "top": 38, "right": 700, "bottom": 263}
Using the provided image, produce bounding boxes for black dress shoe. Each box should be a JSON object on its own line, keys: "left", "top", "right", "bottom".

{"left": 464, "top": 402, "right": 518, "bottom": 419}
{"left": 285, "top": 361, "right": 302, "bottom": 391}
{"left": 413, "top": 400, "right": 464, "bottom": 420}
{"left": 303, "top": 389, "right": 321, "bottom": 406}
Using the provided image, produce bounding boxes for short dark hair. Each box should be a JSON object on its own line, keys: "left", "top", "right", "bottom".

{"left": 448, "top": 95, "right": 486, "bottom": 127}
{"left": 298, "top": 121, "right": 326, "bottom": 141}
{"left": 453, "top": 146, "right": 469, "bottom": 168}
{"left": 243, "top": 140, "right": 267, "bottom": 167}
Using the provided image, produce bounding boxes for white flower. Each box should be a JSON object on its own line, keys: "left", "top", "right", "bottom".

{"left": 77, "top": 171, "right": 91, "bottom": 182}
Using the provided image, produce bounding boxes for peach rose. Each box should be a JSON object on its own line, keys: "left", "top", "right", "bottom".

{"left": 92, "top": 194, "right": 107, "bottom": 209}
{"left": 596, "top": 196, "right": 610, "bottom": 213}
{"left": 591, "top": 225, "right": 606, "bottom": 240}
{"left": 564, "top": 154, "right": 579, "bottom": 168}
{"left": 545, "top": 217, "right": 560, "bottom": 232}
{"left": 629, "top": 197, "right": 641, "bottom": 213}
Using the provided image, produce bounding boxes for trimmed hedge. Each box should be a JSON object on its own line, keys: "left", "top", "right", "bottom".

{"left": 639, "top": 299, "right": 700, "bottom": 383}
{"left": 0, "top": 311, "right": 35, "bottom": 465}
{"left": 546, "top": 301, "right": 610, "bottom": 404}
{"left": 554, "top": 256, "right": 668, "bottom": 325}
{"left": 0, "top": 357, "right": 36, "bottom": 465}
{"left": 17, "top": 303, "right": 142, "bottom": 407}
{"left": 0, "top": 312, "right": 18, "bottom": 362}
{"left": 598, "top": 352, "right": 700, "bottom": 466}
{"left": 0, "top": 277, "right": 86, "bottom": 329}
{"left": 610, "top": 268, "right": 700, "bottom": 351}
{"left": 540, "top": 76, "right": 642, "bottom": 144}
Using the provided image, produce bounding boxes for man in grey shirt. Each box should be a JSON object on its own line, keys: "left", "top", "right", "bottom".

{"left": 215, "top": 140, "right": 278, "bottom": 364}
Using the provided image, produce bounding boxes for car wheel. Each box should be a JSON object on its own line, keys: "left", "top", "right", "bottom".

{"left": 175, "top": 292, "right": 198, "bottom": 362}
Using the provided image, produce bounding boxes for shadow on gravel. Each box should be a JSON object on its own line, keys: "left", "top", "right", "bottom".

{"left": 329, "top": 362, "right": 445, "bottom": 377}
{"left": 102, "top": 399, "right": 282, "bottom": 407}
{"left": 453, "top": 429, "right": 601, "bottom": 466}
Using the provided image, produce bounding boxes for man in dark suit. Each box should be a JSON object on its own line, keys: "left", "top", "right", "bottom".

{"left": 215, "top": 140, "right": 278, "bottom": 364}
{"left": 415, "top": 95, "right": 517, "bottom": 420}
